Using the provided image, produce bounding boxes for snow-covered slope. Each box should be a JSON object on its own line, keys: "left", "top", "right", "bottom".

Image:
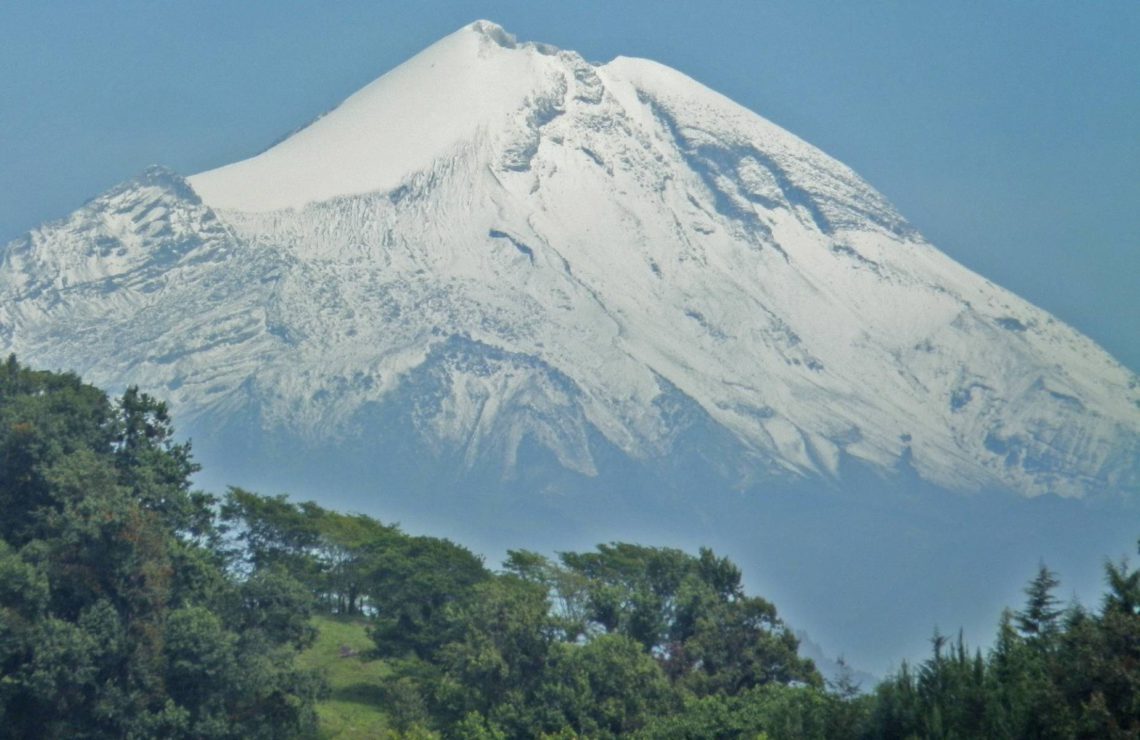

{"left": 3, "top": 21, "right": 1138, "bottom": 500}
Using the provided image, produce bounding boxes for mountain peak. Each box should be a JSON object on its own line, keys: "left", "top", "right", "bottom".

{"left": 4, "top": 19, "right": 1137, "bottom": 680}
{"left": 465, "top": 19, "right": 518, "bottom": 49}
{"left": 186, "top": 20, "right": 574, "bottom": 212}
{"left": 7, "top": 23, "right": 1140, "bottom": 501}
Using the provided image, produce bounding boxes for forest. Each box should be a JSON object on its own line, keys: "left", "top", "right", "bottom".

{"left": 0, "top": 355, "right": 1137, "bottom": 739}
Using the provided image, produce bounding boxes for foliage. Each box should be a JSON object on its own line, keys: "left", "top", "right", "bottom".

{"left": 6, "top": 357, "right": 1139, "bottom": 738}
{"left": 0, "top": 356, "right": 321, "bottom": 738}
{"left": 866, "top": 549, "right": 1140, "bottom": 739}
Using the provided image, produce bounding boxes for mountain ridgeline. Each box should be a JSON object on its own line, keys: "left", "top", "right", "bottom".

{"left": 1, "top": 21, "right": 1138, "bottom": 670}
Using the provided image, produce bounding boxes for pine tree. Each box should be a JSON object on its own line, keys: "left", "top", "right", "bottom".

{"left": 1016, "top": 563, "right": 1063, "bottom": 645}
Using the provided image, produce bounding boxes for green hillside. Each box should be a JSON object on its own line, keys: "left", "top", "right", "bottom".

{"left": 2, "top": 357, "right": 1137, "bottom": 738}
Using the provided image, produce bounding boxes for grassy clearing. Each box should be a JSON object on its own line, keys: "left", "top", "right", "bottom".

{"left": 299, "top": 615, "right": 394, "bottom": 738}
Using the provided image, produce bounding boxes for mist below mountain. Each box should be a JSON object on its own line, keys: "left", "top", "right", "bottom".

{"left": 3, "top": 21, "right": 1137, "bottom": 672}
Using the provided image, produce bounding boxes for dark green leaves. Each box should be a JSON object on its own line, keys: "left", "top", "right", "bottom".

{"left": 0, "top": 358, "right": 320, "bottom": 739}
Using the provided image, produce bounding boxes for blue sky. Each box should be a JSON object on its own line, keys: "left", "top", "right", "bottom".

{"left": 2, "top": 1, "right": 1137, "bottom": 371}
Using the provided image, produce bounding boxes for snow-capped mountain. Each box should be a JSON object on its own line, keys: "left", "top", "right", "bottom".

{"left": 3, "top": 20, "right": 1136, "bottom": 502}
{"left": 7, "top": 19, "right": 1140, "bottom": 672}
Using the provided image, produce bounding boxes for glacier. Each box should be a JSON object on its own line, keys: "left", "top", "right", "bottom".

{"left": 2, "top": 21, "right": 1138, "bottom": 670}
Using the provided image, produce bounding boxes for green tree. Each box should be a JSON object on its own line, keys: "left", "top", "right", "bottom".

{"left": 1017, "top": 563, "right": 1063, "bottom": 645}
{"left": 313, "top": 509, "right": 400, "bottom": 615}
{"left": 433, "top": 576, "right": 553, "bottom": 730}
{"left": 0, "top": 357, "right": 117, "bottom": 545}
{"left": 220, "top": 488, "right": 324, "bottom": 581}
{"left": 539, "top": 633, "right": 674, "bottom": 738}
{"left": 0, "top": 358, "right": 321, "bottom": 738}
{"left": 367, "top": 534, "right": 489, "bottom": 660}
{"left": 551, "top": 543, "right": 820, "bottom": 695}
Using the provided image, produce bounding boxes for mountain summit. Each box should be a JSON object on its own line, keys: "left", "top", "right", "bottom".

{"left": 190, "top": 20, "right": 567, "bottom": 212}
{"left": 5, "top": 20, "right": 1136, "bottom": 500}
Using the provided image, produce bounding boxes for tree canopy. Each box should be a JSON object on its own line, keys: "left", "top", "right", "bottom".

{"left": 2, "top": 356, "right": 1137, "bottom": 738}
{"left": 0, "top": 356, "right": 321, "bottom": 738}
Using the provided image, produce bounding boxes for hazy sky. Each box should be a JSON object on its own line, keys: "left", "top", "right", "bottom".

{"left": 2, "top": 1, "right": 1137, "bottom": 371}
